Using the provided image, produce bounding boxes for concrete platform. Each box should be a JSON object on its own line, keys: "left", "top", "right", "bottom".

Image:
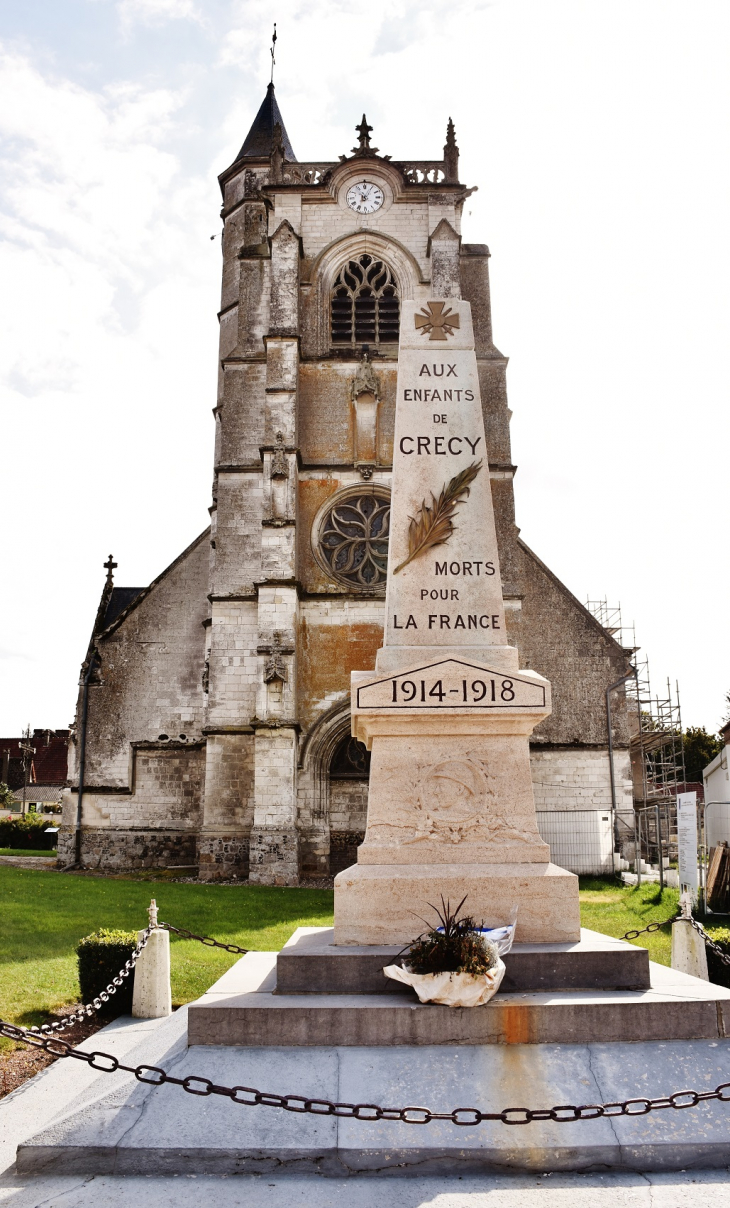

{"left": 276, "top": 926, "right": 651, "bottom": 994}
{"left": 187, "top": 940, "right": 730, "bottom": 1047}
{"left": 15, "top": 1003, "right": 730, "bottom": 1176}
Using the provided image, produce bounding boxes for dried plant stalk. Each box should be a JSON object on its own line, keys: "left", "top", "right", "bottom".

{"left": 393, "top": 460, "right": 482, "bottom": 575}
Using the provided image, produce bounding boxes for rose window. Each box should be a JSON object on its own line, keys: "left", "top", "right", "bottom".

{"left": 318, "top": 491, "right": 390, "bottom": 588}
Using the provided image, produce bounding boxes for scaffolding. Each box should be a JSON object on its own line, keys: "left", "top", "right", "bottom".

{"left": 586, "top": 598, "right": 686, "bottom": 882}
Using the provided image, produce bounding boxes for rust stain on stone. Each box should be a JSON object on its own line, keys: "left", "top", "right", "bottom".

{"left": 497, "top": 1002, "right": 536, "bottom": 1044}
{"left": 298, "top": 620, "right": 383, "bottom": 729}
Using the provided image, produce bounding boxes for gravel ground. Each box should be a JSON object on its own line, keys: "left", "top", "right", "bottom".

{"left": 0, "top": 1008, "right": 105, "bottom": 1101}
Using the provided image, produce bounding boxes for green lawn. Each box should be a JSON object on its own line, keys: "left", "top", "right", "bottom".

{"left": 0, "top": 868, "right": 720, "bottom": 1032}
{"left": 577, "top": 876, "right": 679, "bottom": 966}
{"left": 0, "top": 849, "right": 57, "bottom": 858}
{"left": 0, "top": 867, "right": 333, "bottom": 1026}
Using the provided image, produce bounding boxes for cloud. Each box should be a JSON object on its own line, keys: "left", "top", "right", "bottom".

{"left": 116, "top": 0, "right": 205, "bottom": 33}
{"left": 0, "top": 45, "right": 217, "bottom": 731}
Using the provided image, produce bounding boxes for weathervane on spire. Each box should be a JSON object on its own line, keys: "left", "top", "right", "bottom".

{"left": 270, "top": 24, "right": 277, "bottom": 84}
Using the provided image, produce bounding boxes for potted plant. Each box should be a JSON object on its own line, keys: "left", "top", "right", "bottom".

{"left": 383, "top": 896, "right": 510, "bottom": 1007}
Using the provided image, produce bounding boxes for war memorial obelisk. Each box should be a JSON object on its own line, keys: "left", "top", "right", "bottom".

{"left": 335, "top": 299, "right": 581, "bottom": 945}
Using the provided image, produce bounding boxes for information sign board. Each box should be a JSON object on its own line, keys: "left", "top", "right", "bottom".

{"left": 677, "top": 791, "right": 699, "bottom": 896}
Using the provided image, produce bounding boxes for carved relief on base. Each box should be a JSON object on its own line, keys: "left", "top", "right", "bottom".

{"left": 363, "top": 746, "right": 544, "bottom": 852}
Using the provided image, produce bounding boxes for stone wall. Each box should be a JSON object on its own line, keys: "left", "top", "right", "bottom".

{"left": 530, "top": 747, "right": 633, "bottom": 813}
{"left": 70, "top": 533, "right": 210, "bottom": 792}
{"left": 516, "top": 539, "right": 632, "bottom": 747}
{"left": 57, "top": 827, "right": 197, "bottom": 871}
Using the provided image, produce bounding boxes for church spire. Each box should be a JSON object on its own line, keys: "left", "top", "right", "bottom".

{"left": 233, "top": 82, "right": 297, "bottom": 164}
{"left": 444, "top": 117, "right": 459, "bottom": 183}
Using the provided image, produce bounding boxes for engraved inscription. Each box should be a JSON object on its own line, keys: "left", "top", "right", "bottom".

{"left": 356, "top": 659, "right": 547, "bottom": 711}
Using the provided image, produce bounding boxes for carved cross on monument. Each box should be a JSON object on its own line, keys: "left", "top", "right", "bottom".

{"left": 335, "top": 299, "right": 581, "bottom": 947}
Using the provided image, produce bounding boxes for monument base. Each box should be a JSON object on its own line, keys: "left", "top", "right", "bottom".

{"left": 18, "top": 954, "right": 730, "bottom": 1177}
{"left": 333, "top": 861, "right": 581, "bottom": 945}
{"left": 275, "top": 926, "right": 651, "bottom": 994}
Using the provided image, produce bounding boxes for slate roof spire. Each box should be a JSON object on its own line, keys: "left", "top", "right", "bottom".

{"left": 234, "top": 82, "right": 297, "bottom": 163}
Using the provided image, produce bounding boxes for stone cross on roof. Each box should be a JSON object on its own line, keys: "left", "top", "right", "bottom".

{"left": 352, "top": 114, "right": 379, "bottom": 158}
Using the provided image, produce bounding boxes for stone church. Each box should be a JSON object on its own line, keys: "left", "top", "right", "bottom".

{"left": 60, "top": 84, "right": 633, "bottom": 883}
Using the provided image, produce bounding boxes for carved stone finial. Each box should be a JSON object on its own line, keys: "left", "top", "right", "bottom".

{"left": 148, "top": 898, "right": 159, "bottom": 928}
{"left": 352, "top": 114, "right": 379, "bottom": 158}
{"left": 104, "top": 554, "right": 117, "bottom": 583}
{"left": 270, "top": 431, "right": 289, "bottom": 479}
{"left": 444, "top": 117, "right": 459, "bottom": 183}
{"left": 351, "top": 349, "right": 381, "bottom": 401}
{"left": 263, "top": 633, "right": 288, "bottom": 684}
{"left": 270, "top": 121, "right": 285, "bottom": 183}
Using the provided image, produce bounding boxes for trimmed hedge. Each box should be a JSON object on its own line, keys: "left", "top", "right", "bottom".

{"left": 706, "top": 926, "right": 730, "bottom": 989}
{"left": 76, "top": 928, "right": 138, "bottom": 1015}
{"left": 0, "top": 814, "right": 58, "bottom": 850}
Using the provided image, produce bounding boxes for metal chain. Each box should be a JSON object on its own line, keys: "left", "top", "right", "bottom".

{"left": 620, "top": 915, "right": 680, "bottom": 941}
{"left": 620, "top": 912, "right": 730, "bottom": 968}
{"left": 23, "top": 923, "right": 246, "bottom": 1038}
{"left": 687, "top": 915, "right": 730, "bottom": 968}
{"left": 158, "top": 922, "right": 249, "bottom": 956}
{"left": 10, "top": 910, "right": 730, "bottom": 1128}
{"left": 1, "top": 1017, "right": 729, "bottom": 1126}
{"left": 26, "top": 927, "right": 154, "bottom": 1037}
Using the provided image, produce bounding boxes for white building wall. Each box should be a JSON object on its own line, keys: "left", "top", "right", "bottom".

{"left": 704, "top": 744, "right": 730, "bottom": 849}
{"left": 530, "top": 747, "right": 632, "bottom": 875}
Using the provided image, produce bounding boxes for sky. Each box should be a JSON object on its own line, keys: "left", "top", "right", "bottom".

{"left": 1, "top": 0, "right": 729, "bottom": 737}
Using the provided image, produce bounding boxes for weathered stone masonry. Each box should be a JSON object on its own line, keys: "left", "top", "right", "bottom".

{"left": 62, "top": 86, "right": 632, "bottom": 880}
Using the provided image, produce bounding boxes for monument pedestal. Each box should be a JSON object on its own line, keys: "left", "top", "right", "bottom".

{"left": 334, "top": 862, "right": 580, "bottom": 946}
{"left": 334, "top": 658, "right": 580, "bottom": 945}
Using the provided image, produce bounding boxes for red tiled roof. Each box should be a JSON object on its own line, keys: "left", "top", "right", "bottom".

{"left": 0, "top": 731, "right": 69, "bottom": 788}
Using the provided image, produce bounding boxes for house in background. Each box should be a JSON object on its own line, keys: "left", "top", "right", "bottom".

{"left": 1, "top": 730, "right": 68, "bottom": 814}
{"left": 704, "top": 721, "right": 730, "bottom": 851}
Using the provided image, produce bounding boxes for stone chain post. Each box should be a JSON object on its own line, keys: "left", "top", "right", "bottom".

{"left": 671, "top": 891, "right": 709, "bottom": 981}
{"left": 132, "top": 898, "right": 173, "bottom": 1018}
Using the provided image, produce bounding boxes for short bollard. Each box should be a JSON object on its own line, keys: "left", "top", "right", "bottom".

{"left": 671, "top": 918, "right": 709, "bottom": 981}
{"left": 132, "top": 899, "right": 172, "bottom": 1018}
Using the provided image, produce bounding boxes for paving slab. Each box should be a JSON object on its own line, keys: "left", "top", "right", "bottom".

{"left": 5, "top": 1169, "right": 730, "bottom": 1207}
{"left": 276, "top": 927, "right": 651, "bottom": 994}
{"left": 10, "top": 1021, "right": 728, "bottom": 1202}
{"left": 15, "top": 1025, "right": 730, "bottom": 1174}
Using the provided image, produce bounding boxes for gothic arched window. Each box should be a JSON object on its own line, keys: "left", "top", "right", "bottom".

{"left": 329, "top": 735, "right": 371, "bottom": 779}
{"left": 330, "top": 255, "right": 400, "bottom": 347}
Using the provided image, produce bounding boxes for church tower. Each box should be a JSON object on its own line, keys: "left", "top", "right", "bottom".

{"left": 62, "top": 85, "right": 632, "bottom": 882}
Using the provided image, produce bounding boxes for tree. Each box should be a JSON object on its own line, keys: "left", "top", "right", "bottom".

{"left": 683, "top": 727, "right": 722, "bottom": 784}
{"left": 0, "top": 782, "right": 15, "bottom": 810}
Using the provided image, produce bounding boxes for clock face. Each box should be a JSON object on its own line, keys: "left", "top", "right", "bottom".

{"left": 346, "top": 180, "right": 384, "bottom": 215}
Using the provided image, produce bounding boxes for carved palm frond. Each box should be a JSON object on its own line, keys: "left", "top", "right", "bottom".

{"left": 393, "top": 460, "right": 482, "bottom": 575}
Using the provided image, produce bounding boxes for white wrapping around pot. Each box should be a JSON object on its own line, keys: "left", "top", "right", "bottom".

{"left": 382, "top": 958, "right": 506, "bottom": 1007}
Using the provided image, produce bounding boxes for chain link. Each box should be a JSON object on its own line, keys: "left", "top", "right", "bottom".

{"left": 24, "top": 927, "right": 154, "bottom": 1037}
{"left": 9, "top": 909, "right": 730, "bottom": 1127}
{"left": 159, "top": 923, "right": 249, "bottom": 956}
{"left": 2, "top": 1017, "right": 729, "bottom": 1126}
{"left": 620, "top": 915, "right": 680, "bottom": 941}
{"left": 619, "top": 913, "right": 730, "bottom": 968}
{"left": 686, "top": 915, "right": 730, "bottom": 968}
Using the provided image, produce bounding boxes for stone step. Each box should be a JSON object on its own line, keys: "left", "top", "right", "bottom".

{"left": 186, "top": 944, "right": 730, "bottom": 1049}
{"left": 16, "top": 1006, "right": 730, "bottom": 1176}
{"left": 275, "top": 926, "right": 651, "bottom": 994}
